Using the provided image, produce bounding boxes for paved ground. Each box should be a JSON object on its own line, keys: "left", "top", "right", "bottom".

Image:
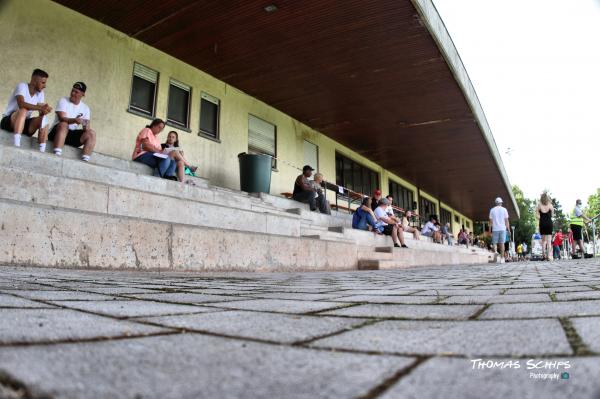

{"left": 1, "top": 260, "right": 600, "bottom": 399}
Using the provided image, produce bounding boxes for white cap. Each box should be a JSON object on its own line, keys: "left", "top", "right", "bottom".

{"left": 495, "top": 197, "right": 503, "bottom": 204}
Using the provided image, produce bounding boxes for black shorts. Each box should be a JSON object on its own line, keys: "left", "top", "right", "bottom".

{"left": 504, "top": 241, "right": 510, "bottom": 252}
{"left": 382, "top": 224, "right": 394, "bottom": 236}
{"left": 49, "top": 126, "right": 84, "bottom": 147}
{"left": 1, "top": 112, "right": 35, "bottom": 134}
{"left": 571, "top": 225, "right": 583, "bottom": 241}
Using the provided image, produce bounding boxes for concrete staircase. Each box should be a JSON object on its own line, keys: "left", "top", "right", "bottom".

{"left": 0, "top": 130, "right": 492, "bottom": 271}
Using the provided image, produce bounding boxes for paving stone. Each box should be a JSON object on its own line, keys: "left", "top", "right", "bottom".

{"left": 555, "top": 291, "right": 600, "bottom": 301}
{"left": 0, "top": 293, "right": 54, "bottom": 308}
{"left": 413, "top": 289, "right": 503, "bottom": 296}
{"left": 123, "top": 292, "right": 248, "bottom": 304}
{"left": 504, "top": 286, "right": 594, "bottom": 295}
{"left": 441, "top": 294, "right": 551, "bottom": 304}
{"left": 333, "top": 295, "right": 440, "bottom": 304}
{"left": 0, "top": 334, "right": 415, "bottom": 399}
{"left": 82, "top": 286, "right": 164, "bottom": 294}
{"left": 12, "top": 290, "right": 118, "bottom": 301}
{"left": 381, "top": 357, "right": 600, "bottom": 399}
{"left": 480, "top": 301, "right": 600, "bottom": 319}
{"left": 310, "top": 319, "right": 571, "bottom": 356}
{"left": 49, "top": 300, "right": 215, "bottom": 318}
{"left": 239, "top": 292, "right": 350, "bottom": 301}
{"left": 571, "top": 317, "right": 600, "bottom": 352}
{"left": 327, "top": 289, "right": 420, "bottom": 296}
{"left": 141, "top": 310, "right": 366, "bottom": 343}
{"left": 0, "top": 308, "right": 167, "bottom": 344}
{"left": 319, "top": 304, "right": 481, "bottom": 320}
{"left": 208, "top": 299, "right": 347, "bottom": 314}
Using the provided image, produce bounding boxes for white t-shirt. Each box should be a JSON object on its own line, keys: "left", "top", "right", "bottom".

{"left": 3, "top": 82, "right": 45, "bottom": 118}
{"left": 53, "top": 97, "right": 91, "bottom": 130}
{"left": 422, "top": 221, "right": 438, "bottom": 235}
{"left": 374, "top": 207, "right": 389, "bottom": 226}
{"left": 385, "top": 205, "right": 394, "bottom": 216}
{"left": 489, "top": 206, "right": 509, "bottom": 232}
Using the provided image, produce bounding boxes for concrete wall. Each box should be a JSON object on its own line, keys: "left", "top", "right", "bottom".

{"left": 0, "top": 0, "right": 472, "bottom": 228}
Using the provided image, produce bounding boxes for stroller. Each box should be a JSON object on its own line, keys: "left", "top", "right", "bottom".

{"left": 530, "top": 232, "right": 544, "bottom": 261}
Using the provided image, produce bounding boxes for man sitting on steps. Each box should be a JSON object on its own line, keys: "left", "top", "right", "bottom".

{"left": 1, "top": 68, "right": 52, "bottom": 151}
{"left": 292, "top": 165, "right": 329, "bottom": 214}
{"left": 374, "top": 198, "right": 408, "bottom": 248}
{"left": 48, "top": 82, "right": 96, "bottom": 162}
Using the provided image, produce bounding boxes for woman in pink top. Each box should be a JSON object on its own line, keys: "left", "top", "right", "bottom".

{"left": 132, "top": 119, "right": 179, "bottom": 180}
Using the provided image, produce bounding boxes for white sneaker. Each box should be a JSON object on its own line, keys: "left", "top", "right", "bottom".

{"left": 499, "top": 258, "right": 505, "bottom": 264}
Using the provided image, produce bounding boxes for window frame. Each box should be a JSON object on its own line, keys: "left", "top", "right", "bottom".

{"left": 334, "top": 152, "right": 379, "bottom": 196}
{"left": 388, "top": 180, "right": 414, "bottom": 211}
{"left": 198, "top": 92, "right": 220, "bottom": 141}
{"left": 166, "top": 79, "right": 192, "bottom": 130}
{"left": 248, "top": 114, "right": 277, "bottom": 170}
{"left": 128, "top": 62, "right": 159, "bottom": 118}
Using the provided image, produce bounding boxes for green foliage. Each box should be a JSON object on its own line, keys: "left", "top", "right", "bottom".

{"left": 511, "top": 185, "right": 536, "bottom": 245}
{"left": 551, "top": 197, "right": 568, "bottom": 233}
{"left": 585, "top": 188, "right": 600, "bottom": 234}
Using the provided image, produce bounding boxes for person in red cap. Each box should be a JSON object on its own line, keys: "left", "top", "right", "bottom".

{"left": 371, "top": 189, "right": 382, "bottom": 211}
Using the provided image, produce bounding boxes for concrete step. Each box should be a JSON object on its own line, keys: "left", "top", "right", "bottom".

{"left": 0, "top": 145, "right": 305, "bottom": 219}
{"left": 0, "top": 165, "right": 302, "bottom": 237}
{"left": 2, "top": 129, "right": 153, "bottom": 176}
{"left": 0, "top": 199, "right": 358, "bottom": 272}
{"left": 358, "top": 247, "right": 490, "bottom": 270}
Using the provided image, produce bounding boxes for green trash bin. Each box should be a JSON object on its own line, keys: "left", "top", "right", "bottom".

{"left": 238, "top": 153, "right": 273, "bottom": 193}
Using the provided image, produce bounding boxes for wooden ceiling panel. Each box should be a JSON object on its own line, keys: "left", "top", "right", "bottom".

{"left": 55, "top": 0, "right": 513, "bottom": 219}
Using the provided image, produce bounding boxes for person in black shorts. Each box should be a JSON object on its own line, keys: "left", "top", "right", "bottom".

{"left": 48, "top": 82, "right": 96, "bottom": 162}
{"left": 1, "top": 69, "right": 52, "bottom": 150}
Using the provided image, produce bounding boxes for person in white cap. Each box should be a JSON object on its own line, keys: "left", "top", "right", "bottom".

{"left": 489, "top": 197, "right": 510, "bottom": 263}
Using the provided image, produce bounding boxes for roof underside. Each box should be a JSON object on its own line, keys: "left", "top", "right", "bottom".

{"left": 56, "top": 0, "right": 515, "bottom": 220}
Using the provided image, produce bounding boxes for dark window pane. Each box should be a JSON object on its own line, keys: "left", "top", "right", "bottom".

{"left": 167, "top": 84, "right": 190, "bottom": 127}
{"left": 200, "top": 98, "right": 219, "bottom": 138}
{"left": 130, "top": 76, "right": 155, "bottom": 115}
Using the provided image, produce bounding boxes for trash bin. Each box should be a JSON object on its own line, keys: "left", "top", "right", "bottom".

{"left": 238, "top": 152, "right": 272, "bottom": 193}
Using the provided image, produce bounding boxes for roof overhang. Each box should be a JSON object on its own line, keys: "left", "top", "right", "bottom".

{"left": 55, "top": 0, "right": 518, "bottom": 220}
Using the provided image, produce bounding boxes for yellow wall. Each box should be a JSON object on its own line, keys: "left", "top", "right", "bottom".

{"left": 0, "top": 0, "right": 474, "bottom": 224}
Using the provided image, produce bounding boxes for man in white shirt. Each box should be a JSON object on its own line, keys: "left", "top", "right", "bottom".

{"left": 374, "top": 198, "right": 407, "bottom": 248}
{"left": 489, "top": 197, "right": 510, "bottom": 263}
{"left": 48, "top": 82, "right": 96, "bottom": 162}
{"left": 1, "top": 69, "right": 52, "bottom": 150}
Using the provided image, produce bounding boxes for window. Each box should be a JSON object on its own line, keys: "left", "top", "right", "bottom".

{"left": 167, "top": 80, "right": 191, "bottom": 128}
{"left": 129, "top": 63, "right": 158, "bottom": 116}
{"left": 466, "top": 220, "right": 471, "bottom": 229}
{"left": 454, "top": 215, "right": 460, "bottom": 223}
{"left": 388, "top": 181, "right": 414, "bottom": 211}
{"left": 199, "top": 92, "right": 220, "bottom": 139}
{"left": 303, "top": 140, "right": 318, "bottom": 171}
{"left": 248, "top": 115, "right": 276, "bottom": 168}
{"left": 440, "top": 208, "right": 452, "bottom": 227}
{"left": 335, "top": 153, "right": 379, "bottom": 195}
{"left": 419, "top": 197, "right": 437, "bottom": 218}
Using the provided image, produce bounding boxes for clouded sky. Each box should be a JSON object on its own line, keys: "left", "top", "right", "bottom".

{"left": 433, "top": 0, "right": 600, "bottom": 210}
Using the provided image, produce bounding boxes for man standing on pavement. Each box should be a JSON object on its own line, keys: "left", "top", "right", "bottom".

{"left": 569, "top": 199, "right": 591, "bottom": 259}
{"left": 489, "top": 197, "right": 510, "bottom": 263}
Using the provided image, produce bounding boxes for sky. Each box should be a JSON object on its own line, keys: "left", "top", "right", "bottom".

{"left": 432, "top": 0, "right": 600, "bottom": 210}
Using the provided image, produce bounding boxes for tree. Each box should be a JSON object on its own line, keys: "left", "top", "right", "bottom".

{"left": 585, "top": 188, "right": 600, "bottom": 235}
{"left": 551, "top": 197, "right": 568, "bottom": 233}
{"left": 511, "top": 185, "right": 536, "bottom": 246}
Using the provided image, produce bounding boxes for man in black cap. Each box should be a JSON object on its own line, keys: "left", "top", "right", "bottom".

{"left": 48, "top": 82, "right": 96, "bottom": 162}
{"left": 292, "top": 165, "right": 329, "bottom": 214}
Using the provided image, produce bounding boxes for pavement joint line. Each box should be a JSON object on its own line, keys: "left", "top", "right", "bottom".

{"left": 303, "top": 302, "right": 364, "bottom": 315}
{"left": 355, "top": 356, "right": 429, "bottom": 399}
{"left": 467, "top": 304, "right": 490, "bottom": 320}
{"left": 291, "top": 319, "right": 382, "bottom": 346}
{"left": 548, "top": 292, "right": 558, "bottom": 302}
{"left": 0, "top": 370, "right": 53, "bottom": 399}
{"left": 559, "top": 317, "right": 594, "bottom": 356}
{"left": 0, "top": 330, "right": 181, "bottom": 349}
